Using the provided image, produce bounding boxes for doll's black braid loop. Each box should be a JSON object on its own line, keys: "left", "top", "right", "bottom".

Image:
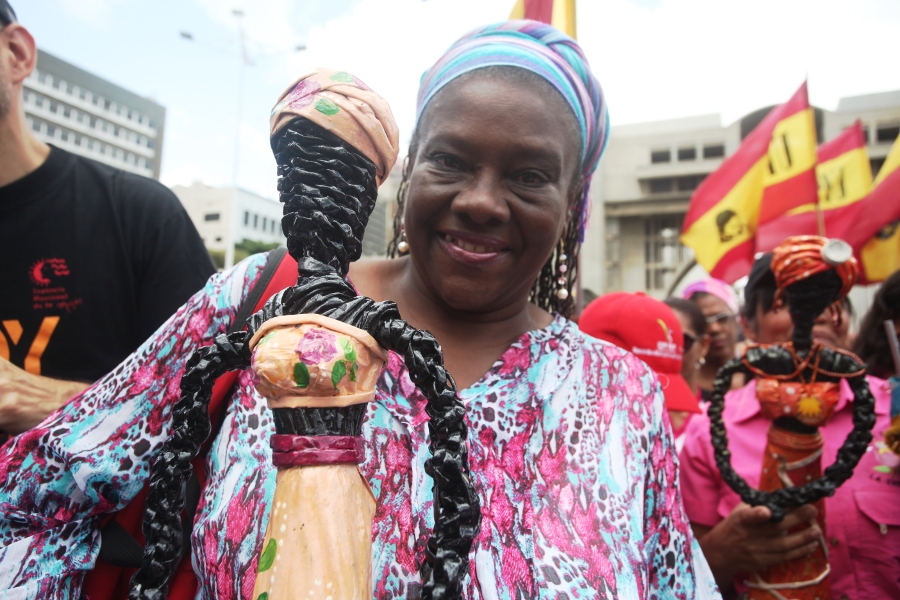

{"left": 707, "top": 270, "right": 877, "bottom": 523}
{"left": 130, "top": 118, "right": 479, "bottom": 600}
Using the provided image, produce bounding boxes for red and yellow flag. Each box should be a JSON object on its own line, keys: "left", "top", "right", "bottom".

{"left": 755, "top": 120, "right": 872, "bottom": 251}
{"left": 681, "top": 83, "right": 818, "bottom": 282}
{"left": 859, "top": 135, "right": 900, "bottom": 282}
{"left": 830, "top": 132, "right": 900, "bottom": 251}
{"left": 510, "top": 0, "right": 577, "bottom": 38}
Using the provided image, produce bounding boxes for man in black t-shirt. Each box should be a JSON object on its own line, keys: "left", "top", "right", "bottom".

{"left": 0, "top": 3, "right": 215, "bottom": 434}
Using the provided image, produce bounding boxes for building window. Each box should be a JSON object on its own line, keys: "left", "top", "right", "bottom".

{"left": 651, "top": 149, "right": 671, "bottom": 164}
{"left": 244, "top": 211, "right": 250, "bottom": 225}
{"left": 38, "top": 72, "right": 47, "bottom": 84}
{"left": 262, "top": 217, "right": 267, "bottom": 230}
{"left": 30, "top": 118, "right": 39, "bottom": 132}
{"left": 644, "top": 215, "right": 691, "bottom": 292}
{"left": 79, "top": 89, "right": 87, "bottom": 100}
{"left": 703, "top": 144, "right": 725, "bottom": 159}
{"left": 678, "top": 147, "right": 697, "bottom": 161}
{"left": 60, "top": 131, "right": 69, "bottom": 142}
{"left": 204, "top": 213, "right": 221, "bottom": 222}
{"left": 676, "top": 174, "right": 706, "bottom": 192}
{"left": 46, "top": 124, "right": 56, "bottom": 137}
{"left": 876, "top": 123, "right": 900, "bottom": 144}
{"left": 63, "top": 106, "right": 72, "bottom": 118}
{"left": 270, "top": 220, "right": 276, "bottom": 233}
{"left": 254, "top": 214, "right": 259, "bottom": 228}
{"left": 648, "top": 177, "right": 674, "bottom": 194}
{"left": 215, "top": 236, "right": 222, "bottom": 242}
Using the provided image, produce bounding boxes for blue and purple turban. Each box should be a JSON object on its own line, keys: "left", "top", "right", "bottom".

{"left": 415, "top": 20, "right": 609, "bottom": 240}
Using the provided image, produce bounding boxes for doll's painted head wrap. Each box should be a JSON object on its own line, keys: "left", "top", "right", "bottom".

{"left": 271, "top": 68, "right": 400, "bottom": 186}
{"left": 415, "top": 20, "right": 609, "bottom": 240}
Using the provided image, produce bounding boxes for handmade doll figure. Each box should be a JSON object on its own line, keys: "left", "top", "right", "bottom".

{"left": 708, "top": 236, "right": 877, "bottom": 600}
{"left": 127, "top": 70, "right": 480, "bottom": 600}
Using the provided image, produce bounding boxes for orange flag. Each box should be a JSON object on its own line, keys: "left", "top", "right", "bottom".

{"left": 756, "top": 121, "right": 872, "bottom": 251}
{"left": 681, "top": 83, "right": 818, "bottom": 282}
{"left": 510, "top": 0, "right": 577, "bottom": 38}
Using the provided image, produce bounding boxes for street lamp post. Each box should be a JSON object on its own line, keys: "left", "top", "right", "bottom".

{"left": 180, "top": 9, "right": 305, "bottom": 269}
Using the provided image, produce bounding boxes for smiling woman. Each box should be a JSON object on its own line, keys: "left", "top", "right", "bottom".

{"left": 0, "top": 19, "right": 719, "bottom": 600}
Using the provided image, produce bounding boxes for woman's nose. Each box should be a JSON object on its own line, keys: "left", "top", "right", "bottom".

{"left": 451, "top": 171, "right": 510, "bottom": 224}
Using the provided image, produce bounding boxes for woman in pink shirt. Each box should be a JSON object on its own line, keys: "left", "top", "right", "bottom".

{"left": 678, "top": 253, "right": 899, "bottom": 599}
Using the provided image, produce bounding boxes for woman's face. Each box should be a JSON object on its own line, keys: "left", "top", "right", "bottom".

{"left": 746, "top": 301, "right": 852, "bottom": 348}
{"left": 403, "top": 74, "right": 580, "bottom": 315}
{"left": 672, "top": 308, "right": 709, "bottom": 393}
{"left": 694, "top": 295, "right": 738, "bottom": 365}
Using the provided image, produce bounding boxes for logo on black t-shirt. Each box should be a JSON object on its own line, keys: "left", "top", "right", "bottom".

{"left": 30, "top": 258, "right": 70, "bottom": 286}
{"left": 29, "top": 258, "right": 81, "bottom": 314}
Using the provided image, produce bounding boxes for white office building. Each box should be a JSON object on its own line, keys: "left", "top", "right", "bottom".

{"left": 171, "top": 183, "right": 286, "bottom": 253}
{"left": 22, "top": 49, "right": 165, "bottom": 179}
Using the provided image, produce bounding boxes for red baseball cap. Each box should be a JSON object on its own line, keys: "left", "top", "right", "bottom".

{"left": 578, "top": 292, "right": 700, "bottom": 414}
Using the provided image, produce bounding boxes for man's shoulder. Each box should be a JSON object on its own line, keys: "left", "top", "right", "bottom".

{"left": 64, "top": 151, "right": 179, "bottom": 207}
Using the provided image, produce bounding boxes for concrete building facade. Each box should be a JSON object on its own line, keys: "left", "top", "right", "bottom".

{"left": 582, "top": 89, "right": 900, "bottom": 301}
{"left": 23, "top": 49, "right": 166, "bottom": 179}
{"left": 171, "top": 183, "right": 286, "bottom": 253}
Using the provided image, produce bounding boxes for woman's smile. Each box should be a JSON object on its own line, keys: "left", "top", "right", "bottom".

{"left": 438, "top": 230, "right": 509, "bottom": 265}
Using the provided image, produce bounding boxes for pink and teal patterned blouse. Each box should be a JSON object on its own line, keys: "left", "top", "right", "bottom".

{"left": 0, "top": 253, "right": 720, "bottom": 599}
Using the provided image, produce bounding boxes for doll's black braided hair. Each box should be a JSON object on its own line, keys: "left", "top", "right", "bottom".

{"left": 128, "top": 117, "right": 480, "bottom": 600}
{"left": 707, "top": 261, "right": 876, "bottom": 522}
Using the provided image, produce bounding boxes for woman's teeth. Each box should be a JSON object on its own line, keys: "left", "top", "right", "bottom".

{"left": 446, "top": 235, "right": 492, "bottom": 254}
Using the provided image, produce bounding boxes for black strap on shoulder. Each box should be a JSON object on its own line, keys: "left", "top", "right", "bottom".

{"left": 98, "top": 247, "right": 289, "bottom": 568}
{"left": 229, "top": 246, "right": 288, "bottom": 334}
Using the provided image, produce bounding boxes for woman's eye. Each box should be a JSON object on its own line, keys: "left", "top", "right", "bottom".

{"left": 432, "top": 154, "right": 462, "bottom": 170}
{"left": 515, "top": 170, "right": 548, "bottom": 185}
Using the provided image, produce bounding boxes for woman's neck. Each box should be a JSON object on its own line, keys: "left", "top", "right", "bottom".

{"left": 349, "top": 258, "right": 552, "bottom": 389}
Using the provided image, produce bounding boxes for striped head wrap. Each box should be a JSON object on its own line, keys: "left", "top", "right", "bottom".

{"left": 415, "top": 20, "right": 609, "bottom": 240}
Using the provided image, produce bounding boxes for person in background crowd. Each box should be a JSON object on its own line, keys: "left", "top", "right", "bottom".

{"left": 852, "top": 269, "right": 900, "bottom": 378}
{"left": 665, "top": 297, "right": 711, "bottom": 397}
{"left": 580, "top": 292, "right": 702, "bottom": 449}
{"left": 740, "top": 253, "right": 853, "bottom": 349}
{"left": 679, "top": 252, "right": 898, "bottom": 599}
{"left": 0, "top": 1, "right": 215, "bottom": 435}
{"left": 683, "top": 278, "right": 744, "bottom": 400}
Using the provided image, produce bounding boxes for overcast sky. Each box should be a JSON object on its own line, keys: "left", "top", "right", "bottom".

{"left": 16, "top": 0, "right": 900, "bottom": 201}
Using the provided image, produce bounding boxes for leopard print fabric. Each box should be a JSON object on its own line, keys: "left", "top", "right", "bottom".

{"left": 0, "top": 252, "right": 719, "bottom": 599}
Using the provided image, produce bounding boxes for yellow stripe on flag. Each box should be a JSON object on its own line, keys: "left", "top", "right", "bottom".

{"left": 551, "top": 0, "right": 577, "bottom": 39}
{"left": 510, "top": 0, "right": 526, "bottom": 20}
{"left": 763, "top": 108, "right": 817, "bottom": 186}
{"left": 861, "top": 220, "right": 900, "bottom": 282}
{"left": 681, "top": 156, "right": 768, "bottom": 272}
{"left": 816, "top": 146, "right": 873, "bottom": 210}
{"left": 875, "top": 133, "right": 900, "bottom": 186}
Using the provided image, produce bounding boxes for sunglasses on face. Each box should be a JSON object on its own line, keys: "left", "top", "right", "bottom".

{"left": 682, "top": 332, "right": 697, "bottom": 352}
{"left": 705, "top": 311, "right": 734, "bottom": 327}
